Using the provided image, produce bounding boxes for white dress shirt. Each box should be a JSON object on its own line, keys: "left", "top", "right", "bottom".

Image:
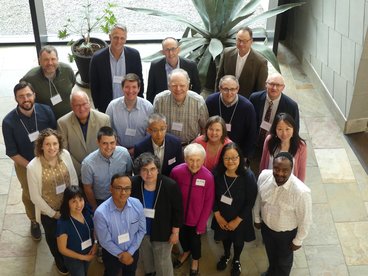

{"left": 253, "top": 169, "right": 312, "bottom": 246}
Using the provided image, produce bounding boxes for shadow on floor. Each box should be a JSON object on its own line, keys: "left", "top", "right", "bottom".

{"left": 345, "top": 131, "right": 368, "bottom": 174}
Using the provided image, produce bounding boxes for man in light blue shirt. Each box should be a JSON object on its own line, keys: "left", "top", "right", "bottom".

{"left": 81, "top": 126, "right": 132, "bottom": 211}
{"left": 94, "top": 173, "right": 146, "bottom": 276}
{"left": 106, "top": 73, "right": 154, "bottom": 156}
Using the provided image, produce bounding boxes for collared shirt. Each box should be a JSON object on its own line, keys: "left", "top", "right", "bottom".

{"left": 93, "top": 197, "right": 146, "bottom": 256}
{"left": 262, "top": 93, "right": 281, "bottom": 126}
{"left": 106, "top": 97, "right": 154, "bottom": 149}
{"left": 235, "top": 50, "right": 250, "bottom": 79}
{"left": 109, "top": 47, "right": 126, "bottom": 99}
{"left": 152, "top": 140, "right": 165, "bottom": 170}
{"left": 253, "top": 170, "right": 312, "bottom": 246}
{"left": 81, "top": 147, "right": 132, "bottom": 200}
{"left": 220, "top": 93, "right": 239, "bottom": 108}
{"left": 153, "top": 90, "right": 209, "bottom": 143}
{"left": 165, "top": 59, "right": 180, "bottom": 82}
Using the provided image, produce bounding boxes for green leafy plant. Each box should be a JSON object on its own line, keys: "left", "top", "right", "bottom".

{"left": 58, "top": 1, "right": 117, "bottom": 61}
{"left": 125, "top": 0, "right": 304, "bottom": 89}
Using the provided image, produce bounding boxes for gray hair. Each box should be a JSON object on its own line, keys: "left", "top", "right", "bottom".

{"left": 39, "top": 45, "right": 58, "bottom": 58}
{"left": 148, "top": 113, "right": 167, "bottom": 125}
{"left": 184, "top": 143, "right": 206, "bottom": 159}
{"left": 168, "top": 68, "right": 190, "bottom": 84}
{"left": 134, "top": 152, "right": 161, "bottom": 175}
{"left": 110, "top": 24, "right": 127, "bottom": 34}
{"left": 219, "top": 75, "right": 239, "bottom": 88}
{"left": 70, "top": 90, "right": 90, "bottom": 103}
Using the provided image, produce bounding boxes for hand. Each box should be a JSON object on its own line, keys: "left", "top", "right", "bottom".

{"left": 89, "top": 244, "right": 98, "bottom": 256}
{"left": 290, "top": 242, "right": 302, "bottom": 251}
{"left": 254, "top": 222, "right": 262, "bottom": 230}
{"left": 82, "top": 253, "right": 95, "bottom": 262}
{"left": 53, "top": 211, "right": 61, "bottom": 219}
{"left": 226, "top": 217, "right": 242, "bottom": 231}
{"left": 214, "top": 212, "right": 228, "bottom": 230}
{"left": 169, "top": 233, "right": 179, "bottom": 245}
{"left": 118, "top": 252, "right": 133, "bottom": 265}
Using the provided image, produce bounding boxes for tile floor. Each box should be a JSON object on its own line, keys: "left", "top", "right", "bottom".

{"left": 0, "top": 42, "right": 367, "bottom": 276}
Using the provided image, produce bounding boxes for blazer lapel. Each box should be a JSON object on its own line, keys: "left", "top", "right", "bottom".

{"left": 71, "top": 114, "right": 87, "bottom": 151}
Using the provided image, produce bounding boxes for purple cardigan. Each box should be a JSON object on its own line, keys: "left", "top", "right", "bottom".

{"left": 170, "top": 163, "right": 215, "bottom": 234}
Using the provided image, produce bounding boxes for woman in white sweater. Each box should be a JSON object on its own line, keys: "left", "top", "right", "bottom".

{"left": 27, "top": 128, "right": 78, "bottom": 275}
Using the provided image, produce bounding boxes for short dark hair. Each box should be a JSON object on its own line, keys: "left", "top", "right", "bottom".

{"left": 121, "top": 73, "right": 141, "bottom": 88}
{"left": 274, "top": 151, "right": 294, "bottom": 168}
{"left": 97, "top": 126, "right": 117, "bottom": 141}
{"left": 238, "top": 26, "right": 253, "bottom": 38}
{"left": 60, "top": 186, "right": 86, "bottom": 220}
{"left": 133, "top": 152, "right": 161, "bottom": 175}
{"left": 215, "top": 142, "right": 248, "bottom": 176}
{"left": 39, "top": 45, "right": 58, "bottom": 58}
{"left": 162, "top": 37, "right": 179, "bottom": 47}
{"left": 110, "top": 173, "right": 131, "bottom": 186}
{"left": 203, "top": 115, "right": 227, "bottom": 143}
{"left": 13, "top": 81, "right": 35, "bottom": 97}
{"left": 34, "top": 128, "right": 64, "bottom": 157}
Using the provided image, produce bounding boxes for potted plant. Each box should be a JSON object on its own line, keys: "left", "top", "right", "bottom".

{"left": 58, "top": 1, "right": 117, "bottom": 85}
{"left": 125, "top": 0, "right": 304, "bottom": 91}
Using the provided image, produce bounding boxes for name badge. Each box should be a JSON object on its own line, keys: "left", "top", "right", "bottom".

{"left": 195, "top": 179, "right": 205, "bottom": 186}
{"left": 226, "top": 123, "right": 231, "bottom": 132}
{"left": 56, "top": 184, "right": 66, "bottom": 194}
{"left": 50, "top": 94, "right": 62, "bottom": 106}
{"left": 118, "top": 232, "right": 130, "bottom": 244}
{"left": 260, "top": 120, "right": 272, "bottom": 132}
{"left": 143, "top": 208, "right": 155, "bottom": 218}
{"left": 81, "top": 238, "right": 92, "bottom": 250}
{"left": 220, "top": 195, "right": 233, "bottom": 205}
{"left": 171, "top": 122, "right": 183, "bottom": 132}
{"left": 125, "top": 128, "right": 136, "bottom": 136}
{"left": 168, "top": 157, "right": 176, "bottom": 165}
{"left": 113, "top": 75, "right": 123, "bottom": 84}
{"left": 28, "top": 131, "right": 40, "bottom": 142}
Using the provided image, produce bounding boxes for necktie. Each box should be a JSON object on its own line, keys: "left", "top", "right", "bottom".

{"left": 258, "top": 101, "right": 273, "bottom": 146}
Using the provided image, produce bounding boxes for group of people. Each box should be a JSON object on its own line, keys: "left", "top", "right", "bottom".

{"left": 2, "top": 23, "right": 312, "bottom": 276}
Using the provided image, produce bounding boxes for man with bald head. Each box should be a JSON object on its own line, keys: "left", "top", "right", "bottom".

{"left": 146, "top": 37, "right": 201, "bottom": 103}
{"left": 57, "top": 90, "right": 110, "bottom": 178}
{"left": 153, "top": 68, "right": 208, "bottom": 145}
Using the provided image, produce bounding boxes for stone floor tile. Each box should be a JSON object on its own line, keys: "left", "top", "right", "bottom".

{"left": 298, "top": 89, "right": 332, "bottom": 118}
{"left": 314, "top": 148, "right": 355, "bottom": 183}
{"left": 290, "top": 268, "right": 310, "bottom": 276}
{"left": 335, "top": 222, "right": 368, "bottom": 265}
{"left": 305, "top": 166, "right": 328, "bottom": 203}
{"left": 305, "top": 117, "right": 345, "bottom": 148}
{"left": 34, "top": 236, "right": 56, "bottom": 276}
{"left": 0, "top": 159, "right": 12, "bottom": 195}
{"left": 0, "top": 194, "right": 7, "bottom": 232}
{"left": 6, "top": 175, "right": 25, "bottom": 214}
{"left": 350, "top": 161, "right": 368, "bottom": 201}
{"left": 0, "top": 256, "right": 35, "bottom": 276}
{"left": 0, "top": 229, "right": 37, "bottom": 258}
{"left": 348, "top": 265, "right": 368, "bottom": 275}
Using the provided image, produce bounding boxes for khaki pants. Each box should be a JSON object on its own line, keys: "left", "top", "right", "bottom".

{"left": 14, "top": 163, "right": 36, "bottom": 221}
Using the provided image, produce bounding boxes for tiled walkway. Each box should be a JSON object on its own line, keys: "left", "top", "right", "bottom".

{"left": 0, "top": 43, "right": 367, "bottom": 276}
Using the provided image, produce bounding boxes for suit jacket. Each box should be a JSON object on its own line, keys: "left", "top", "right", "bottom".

{"left": 134, "top": 133, "right": 184, "bottom": 176}
{"left": 89, "top": 46, "right": 144, "bottom": 112}
{"left": 57, "top": 109, "right": 111, "bottom": 178}
{"left": 249, "top": 90, "right": 300, "bottom": 134}
{"left": 216, "top": 47, "right": 268, "bottom": 98}
{"left": 146, "top": 57, "right": 201, "bottom": 103}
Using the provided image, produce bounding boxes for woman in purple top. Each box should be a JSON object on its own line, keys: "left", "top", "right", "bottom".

{"left": 170, "top": 143, "right": 215, "bottom": 276}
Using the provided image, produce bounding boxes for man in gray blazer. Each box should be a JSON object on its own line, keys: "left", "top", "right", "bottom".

{"left": 57, "top": 90, "right": 110, "bottom": 178}
{"left": 216, "top": 27, "right": 268, "bottom": 98}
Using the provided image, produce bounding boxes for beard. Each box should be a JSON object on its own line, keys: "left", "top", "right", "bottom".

{"left": 19, "top": 101, "right": 34, "bottom": 111}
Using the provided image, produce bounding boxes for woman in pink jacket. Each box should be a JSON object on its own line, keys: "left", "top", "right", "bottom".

{"left": 259, "top": 113, "right": 307, "bottom": 181}
{"left": 170, "top": 143, "right": 215, "bottom": 276}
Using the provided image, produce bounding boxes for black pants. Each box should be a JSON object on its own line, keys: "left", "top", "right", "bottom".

{"left": 261, "top": 223, "right": 297, "bottom": 276}
{"left": 179, "top": 225, "right": 201, "bottom": 260}
{"left": 102, "top": 248, "right": 139, "bottom": 276}
{"left": 41, "top": 215, "right": 64, "bottom": 266}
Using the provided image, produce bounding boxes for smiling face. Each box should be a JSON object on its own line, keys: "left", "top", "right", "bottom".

{"left": 223, "top": 148, "right": 240, "bottom": 174}
{"left": 140, "top": 162, "right": 159, "bottom": 185}
{"left": 276, "top": 120, "right": 294, "bottom": 143}
{"left": 168, "top": 72, "right": 189, "bottom": 103}
{"left": 147, "top": 120, "right": 167, "bottom": 146}
{"left": 185, "top": 153, "right": 205, "bottom": 174}
{"left": 39, "top": 50, "right": 59, "bottom": 78}
{"left": 219, "top": 77, "right": 239, "bottom": 105}
{"left": 266, "top": 73, "right": 285, "bottom": 100}
{"left": 15, "top": 86, "right": 35, "bottom": 112}
{"left": 68, "top": 196, "right": 85, "bottom": 216}
{"left": 98, "top": 135, "right": 117, "bottom": 158}
{"left": 109, "top": 27, "right": 127, "bottom": 54}
{"left": 123, "top": 80, "right": 140, "bottom": 102}
{"left": 162, "top": 38, "right": 180, "bottom": 67}
{"left": 42, "top": 135, "right": 60, "bottom": 160}
{"left": 110, "top": 176, "right": 132, "bottom": 209}
{"left": 236, "top": 29, "right": 253, "bottom": 57}
{"left": 207, "top": 122, "right": 223, "bottom": 143}
{"left": 273, "top": 157, "right": 292, "bottom": 186}
{"left": 71, "top": 92, "right": 90, "bottom": 123}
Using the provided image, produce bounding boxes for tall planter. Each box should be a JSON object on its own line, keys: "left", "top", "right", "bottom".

{"left": 71, "top": 37, "right": 108, "bottom": 84}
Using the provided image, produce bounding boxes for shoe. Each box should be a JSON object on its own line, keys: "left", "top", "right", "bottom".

{"left": 30, "top": 221, "right": 41, "bottom": 241}
{"left": 231, "top": 260, "right": 241, "bottom": 276}
{"left": 55, "top": 259, "right": 69, "bottom": 275}
{"left": 189, "top": 268, "right": 199, "bottom": 276}
{"left": 216, "top": 255, "right": 230, "bottom": 271}
{"left": 173, "top": 255, "right": 189, "bottom": 269}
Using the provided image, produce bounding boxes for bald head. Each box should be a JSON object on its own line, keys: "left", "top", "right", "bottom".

{"left": 265, "top": 73, "right": 285, "bottom": 100}
{"left": 70, "top": 91, "right": 91, "bottom": 123}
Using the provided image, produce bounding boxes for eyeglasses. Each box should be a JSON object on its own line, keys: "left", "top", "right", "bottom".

{"left": 149, "top": 127, "right": 167, "bottom": 134}
{"left": 141, "top": 167, "right": 158, "bottom": 174}
{"left": 221, "top": 87, "right": 238, "bottom": 93}
{"left": 72, "top": 102, "right": 90, "bottom": 109}
{"left": 112, "top": 186, "right": 131, "bottom": 193}
{"left": 236, "top": 38, "right": 252, "bottom": 44}
{"left": 163, "top": 47, "right": 178, "bottom": 53}
{"left": 266, "top": 82, "right": 284, "bottom": 88}
{"left": 223, "top": 155, "right": 240, "bottom": 162}
{"left": 17, "top": 93, "right": 34, "bottom": 100}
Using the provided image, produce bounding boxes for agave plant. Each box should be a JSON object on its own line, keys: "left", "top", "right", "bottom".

{"left": 125, "top": 0, "right": 304, "bottom": 89}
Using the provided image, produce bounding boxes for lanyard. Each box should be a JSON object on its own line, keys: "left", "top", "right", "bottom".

{"left": 223, "top": 175, "right": 238, "bottom": 198}
{"left": 219, "top": 96, "right": 239, "bottom": 126}
{"left": 141, "top": 180, "right": 162, "bottom": 210}
{"left": 48, "top": 78, "right": 60, "bottom": 97}
{"left": 15, "top": 107, "right": 38, "bottom": 135}
{"left": 69, "top": 214, "right": 91, "bottom": 243}
{"left": 51, "top": 162, "right": 68, "bottom": 187}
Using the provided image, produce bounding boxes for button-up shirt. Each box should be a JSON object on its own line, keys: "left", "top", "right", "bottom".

{"left": 253, "top": 170, "right": 312, "bottom": 246}
{"left": 94, "top": 197, "right": 146, "bottom": 256}
{"left": 109, "top": 47, "right": 126, "bottom": 99}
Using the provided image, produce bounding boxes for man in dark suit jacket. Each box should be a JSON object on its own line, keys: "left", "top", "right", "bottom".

{"left": 146, "top": 37, "right": 201, "bottom": 103}
{"left": 89, "top": 24, "right": 143, "bottom": 112}
{"left": 134, "top": 113, "right": 184, "bottom": 176}
{"left": 216, "top": 27, "right": 268, "bottom": 99}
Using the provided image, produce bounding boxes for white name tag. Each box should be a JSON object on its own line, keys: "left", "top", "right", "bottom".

{"left": 50, "top": 94, "right": 62, "bottom": 106}
{"left": 56, "top": 184, "right": 66, "bottom": 194}
{"left": 171, "top": 122, "right": 183, "bottom": 132}
{"left": 28, "top": 131, "right": 40, "bottom": 142}
{"left": 125, "top": 128, "right": 136, "bottom": 136}
{"left": 168, "top": 157, "right": 176, "bottom": 165}
{"left": 195, "top": 179, "right": 205, "bottom": 186}
{"left": 143, "top": 208, "right": 155, "bottom": 218}
{"left": 81, "top": 238, "right": 92, "bottom": 250}
{"left": 226, "top": 124, "right": 231, "bottom": 132}
{"left": 118, "top": 232, "right": 130, "bottom": 244}
{"left": 260, "top": 120, "right": 272, "bottom": 132}
{"left": 220, "top": 195, "right": 233, "bottom": 205}
{"left": 113, "top": 75, "right": 123, "bottom": 84}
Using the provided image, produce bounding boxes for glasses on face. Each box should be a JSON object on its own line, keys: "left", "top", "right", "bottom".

{"left": 266, "top": 82, "right": 284, "bottom": 89}
{"left": 17, "top": 93, "right": 34, "bottom": 100}
{"left": 112, "top": 186, "right": 132, "bottom": 193}
{"left": 236, "top": 38, "right": 252, "bottom": 44}
{"left": 141, "top": 167, "right": 158, "bottom": 175}
{"left": 72, "top": 102, "right": 90, "bottom": 109}
{"left": 223, "top": 155, "right": 240, "bottom": 162}
{"left": 163, "top": 47, "right": 178, "bottom": 53}
{"left": 221, "top": 87, "right": 238, "bottom": 93}
{"left": 149, "top": 127, "right": 167, "bottom": 134}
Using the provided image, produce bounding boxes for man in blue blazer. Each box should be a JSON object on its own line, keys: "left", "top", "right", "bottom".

{"left": 90, "top": 24, "right": 144, "bottom": 112}
{"left": 134, "top": 113, "right": 184, "bottom": 176}
{"left": 146, "top": 37, "right": 201, "bottom": 103}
